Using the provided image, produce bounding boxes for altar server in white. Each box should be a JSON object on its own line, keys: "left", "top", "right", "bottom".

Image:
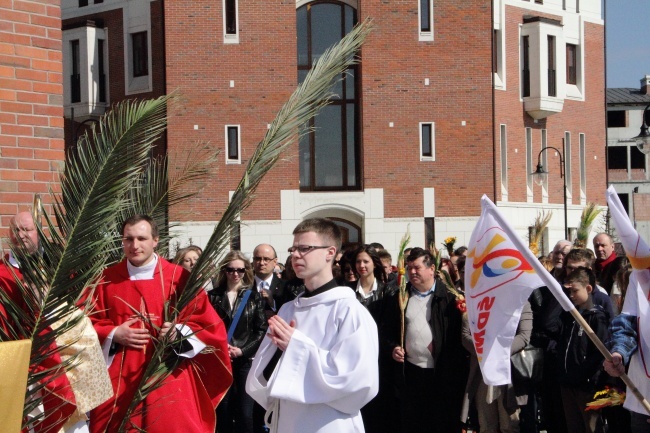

{"left": 246, "top": 218, "right": 379, "bottom": 433}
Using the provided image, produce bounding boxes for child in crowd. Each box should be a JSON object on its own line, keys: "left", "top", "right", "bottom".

{"left": 556, "top": 267, "right": 609, "bottom": 433}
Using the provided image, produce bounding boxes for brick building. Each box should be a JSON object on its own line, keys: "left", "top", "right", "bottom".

{"left": 0, "top": 0, "right": 65, "bottom": 238}
{"left": 606, "top": 76, "right": 650, "bottom": 241}
{"left": 58, "top": 0, "right": 606, "bottom": 260}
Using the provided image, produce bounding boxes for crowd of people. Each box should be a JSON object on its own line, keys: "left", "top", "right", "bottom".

{"left": 1, "top": 209, "right": 645, "bottom": 433}
{"left": 172, "top": 227, "right": 640, "bottom": 433}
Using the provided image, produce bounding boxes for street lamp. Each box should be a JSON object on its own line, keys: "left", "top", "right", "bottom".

{"left": 530, "top": 141, "right": 568, "bottom": 240}
{"left": 631, "top": 102, "right": 650, "bottom": 154}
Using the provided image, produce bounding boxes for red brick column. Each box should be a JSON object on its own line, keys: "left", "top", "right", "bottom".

{"left": 0, "top": 0, "right": 63, "bottom": 236}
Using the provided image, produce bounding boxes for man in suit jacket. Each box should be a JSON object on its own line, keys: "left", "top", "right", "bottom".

{"left": 382, "top": 247, "right": 468, "bottom": 433}
{"left": 252, "top": 244, "right": 288, "bottom": 317}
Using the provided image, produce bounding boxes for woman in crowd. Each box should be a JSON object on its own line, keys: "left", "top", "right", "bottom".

{"left": 347, "top": 244, "right": 396, "bottom": 433}
{"left": 210, "top": 251, "right": 267, "bottom": 433}
{"left": 174, "top": 245, "right": 214, "bottom": 291}
{"left": 174, "top": 245, "right": 203, "bottom": 271}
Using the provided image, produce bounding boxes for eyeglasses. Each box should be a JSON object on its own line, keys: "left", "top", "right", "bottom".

{"left": 287, "top": 245, "right": 332, "bottom": 255}
{"left": 253, "top": 256, "right": 276, "bottom": 263}
{"left": 225, "top": 267, "right": 246, "bottom": 274}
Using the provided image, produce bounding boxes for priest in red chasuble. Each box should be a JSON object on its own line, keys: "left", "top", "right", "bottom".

{"left": 88, "top": 215, "right": 232, "bottom": 433}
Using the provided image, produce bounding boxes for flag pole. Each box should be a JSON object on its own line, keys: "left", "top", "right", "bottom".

{"left": 568, "top": 308, "right": 650, "bottom": 414}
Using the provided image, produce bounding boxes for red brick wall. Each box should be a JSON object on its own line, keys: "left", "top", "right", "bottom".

{"left": 165, "top": 0, "right": 297, "bottom": 222}
{"left": 0, "top": 0, "right": 64, "bottom": 236}
{"left": 494, "top": 5, "right": 606, "bottom": 207}
{"left": 165, "top": 0, "right": 494, "bottom": 222}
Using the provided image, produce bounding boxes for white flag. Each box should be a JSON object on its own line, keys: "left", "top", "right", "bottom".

{"left": 466, "top": 195, "right": 573, "bottom": 385}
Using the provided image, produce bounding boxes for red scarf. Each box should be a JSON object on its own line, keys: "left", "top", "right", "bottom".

{"left": 596, "top": 251, "right": 617, "bottom": 272}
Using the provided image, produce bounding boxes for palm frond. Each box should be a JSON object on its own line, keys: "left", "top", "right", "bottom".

{"left": 118, "top": 20, "right": 374, "bottom": 430}
{"left": 1, "top": 96, "right": 171, "bottom": 429}
{"left": 106, "top": 144, "right": 220, "bottom": 263}
{"left": 528, "top": 210, "right": 552, "bottom": 256}
{"left": 574, "top": 202, "right": 602, "bottom": 248}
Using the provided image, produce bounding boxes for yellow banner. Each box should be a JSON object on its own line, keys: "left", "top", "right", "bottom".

{"left": 0, "top": 339, "right": 31, "bottom": 433}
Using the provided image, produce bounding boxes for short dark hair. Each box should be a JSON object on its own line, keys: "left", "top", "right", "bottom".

{"left": 368, "top": 242, "right": 384, "bottom": 250}
{"left": 406, "top": 247, "right": 434, "bottom": 268}
{"left": 121, "top": 214, "right": 159, "bottom": 238}
{"left": 564, "top": 266, "right": 596, "bottom": 288}
{"left": 377, "top": 249, "right": 392, "bottom": 262}
{"left": 454, "top": 246, "right": 468, "bottom": 256}
{"left": 293, "top": 218, "right": 342, "bottom": 252}
{"left": 564, "top": 248, "right": 594, "bottom": 268}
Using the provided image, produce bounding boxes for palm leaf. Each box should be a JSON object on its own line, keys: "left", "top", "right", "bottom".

{"left": 574, "top": 202, "right": 602, "bottom": 248}
{"left": 117, "top": 20, "right": 374, "bottom": 430}
{"left": 1, "top": 95, "right": 171, "bottom": 429}
{"left": 528, "top": 210, "right": 552, "bottom": 256}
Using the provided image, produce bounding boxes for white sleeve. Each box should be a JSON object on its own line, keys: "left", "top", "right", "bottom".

{"left": 268, "top": 306, "right": 379, "bottom": 414}
{"left": 101, "top": 328, "right": 117, "bottom": 367}
{"left": 174, "top": 324, "right": 206, "bottom": 358}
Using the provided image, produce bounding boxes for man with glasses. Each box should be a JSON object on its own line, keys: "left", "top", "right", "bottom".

{"left": 247, "top": 218, "right": 379, "bottom": 433}
{"left": 253, "top": 244, "right": 288, "bottom": 318}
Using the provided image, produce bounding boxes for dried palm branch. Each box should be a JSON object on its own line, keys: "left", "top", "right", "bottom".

{"left": 574, "top": 202, "right": 602, "bottom": 248}
{"left": 0, "top": 95, "right": 170, "bottom": 429}
{"left": 528, "top": 210, "right": 552, "bottom": 257}
{"left": 397, "top": 227, "right": 411, "bottom": 349}
{"left": 117, "top": 19, "right": 374, "bottom": 431}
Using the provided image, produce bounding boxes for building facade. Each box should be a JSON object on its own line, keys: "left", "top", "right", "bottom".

{"left": 57, "top": 0, "right": 607, "bottom": 260}
{"left": 606, "top": 76, "right": 650, "bottom": 241}
{"left": 0, "top": 0, "right": 65, "bottom": 237}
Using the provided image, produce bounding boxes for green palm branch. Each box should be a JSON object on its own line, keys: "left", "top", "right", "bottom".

{"left": 116, "top": 19, "right": 374, "bottom": 431}
{"left": 0, "top": 95, "right": 170, "bottom": 429}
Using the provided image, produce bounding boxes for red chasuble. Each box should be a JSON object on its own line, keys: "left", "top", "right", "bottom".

{"left": 89, "top": 258, "right": 232, "bottom": 433}
{"left": 0, "top": 258, "right": 77, "bottom": 433}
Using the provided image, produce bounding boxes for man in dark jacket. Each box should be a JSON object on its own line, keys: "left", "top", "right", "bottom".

{"left": 382, "top": 247, "right": 468, "bottom": 433}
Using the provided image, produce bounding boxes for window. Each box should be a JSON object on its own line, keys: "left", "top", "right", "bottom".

{"left": 420, "top": 0, "right": 431, "bottom": 32}
{"left": 70, "top": 40, "right": 81, "bottom": 103}
{"left": 297, "top": 2, "right": 360, "bottom": 191}
{"left": 526, "top": 127, "right": 533, "bottom": 201}
{"left": 607, "top": 146, "right": 627, "bottom": 170}
{"left": 98, "top": 39, "right": 106, "bottom": 103}
{"left": 566, "top": 44, "right": 577, "bottom": 85}
{"left": 547, "top": 36, "right": 556, "bottom": 97}
{"left": 79, "top": 0, "right": 88, "bottom": 6}
{"left": 522, "top": 36, "right": 530, "bottom": 97}
{"left": 131, "top": 32, "right": 148, "bottom": 77}
{"left": 541, "top": 129, "right": 548, "bottom": 200}
{"left": 564, "top": 132, "right": 572, "bottom": 200}
{"left": 223, "top": 0, "right": 239, "bottom": 42}
{"left": 225, "top": 125, "right": 240, "bottom": 163}
{"left": 607, "top": 111, "right": 627, "bottom": 128}
{"left": 618, "top": 193, "right": 629, "bottom": 215}
{"left": 631, "top": 146, "right": 647, "bottom": 170}
{"left": 493, "top": 30, "right": 498, "bottom": 74}
{"left": 425, "top": 217, "right": 435, "bottom": 250}
{"left": 420, "top": 122, "right": 434, "bottom": 160}
{"left": 419, "top": 0, "right": 433, "bottom": 41}
{"left": 579, "top": 133, "right": 586, "bottom": 203}
{"left": 500, "top": 124, "right": 508, "bottom": 198}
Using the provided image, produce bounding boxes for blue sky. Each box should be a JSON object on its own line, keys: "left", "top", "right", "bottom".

{"left": 606, "top": 0, "right": 650, "bottom": 88}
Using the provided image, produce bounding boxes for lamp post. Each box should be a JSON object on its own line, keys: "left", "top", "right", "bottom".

{"left": 530, "top": 141, "right": 568, "bottom": 240}
{"left": 631, "top": 102, "right": 650, "bottom": 154}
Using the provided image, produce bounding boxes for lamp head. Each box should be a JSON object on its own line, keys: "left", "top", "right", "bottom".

{"left": 633, "top": 122, "right": 650, "bottom": 154}
{"left": 531, "top": 163, "right": 548, "bottom": 186}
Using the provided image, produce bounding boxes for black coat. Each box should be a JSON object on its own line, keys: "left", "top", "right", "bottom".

{"left": 209, "top": 286, "right": 268, "bottom": 359}
{"left": 345, "top": 280, "right": 397, "bottom": 324}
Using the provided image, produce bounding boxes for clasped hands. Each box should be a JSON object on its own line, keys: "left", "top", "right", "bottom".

{"left": 113, "top": 316, "right": 177, "bottom": 350}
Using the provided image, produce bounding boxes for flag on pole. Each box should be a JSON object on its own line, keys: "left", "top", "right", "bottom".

{"left": 606, "top": 185, "right": 650, "bottom": 415}
{"left": 466, "top": 195, "right": 574, "bottom": 385}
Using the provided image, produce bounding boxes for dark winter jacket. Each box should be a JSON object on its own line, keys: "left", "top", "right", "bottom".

{"left": 556, "top": 305, "right": 609, "bottom": 391}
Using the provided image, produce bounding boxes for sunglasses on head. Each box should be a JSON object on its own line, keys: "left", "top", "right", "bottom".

{"left": 225, "top": 267, "right": 246, "bottom": 274}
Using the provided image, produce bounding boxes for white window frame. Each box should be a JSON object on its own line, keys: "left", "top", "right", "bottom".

{"left": 564, "top": 131, "right": 572, "bottom": 202}
{"left": 223, "top": 0, "right": 240, "bottom": 44}
{"left": 541, "top": 129, "right": 548, "bottom": 203}
{"left": 419, "top": 122, "right": 435, "bottom": 161}
{"left": 526, "top": 127, "right": 533, "bottom": 202}
{"left": 579, "top": 133, "right": 586, "bottom": 204}
{"left": 225, "top": 125, "right": 241, "bottom": 164}
{"left": 500, "top": 124, "right": 508, "bottom": 201}
{"left": 418, "top": 0, "right": 434, "bottom": 42}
